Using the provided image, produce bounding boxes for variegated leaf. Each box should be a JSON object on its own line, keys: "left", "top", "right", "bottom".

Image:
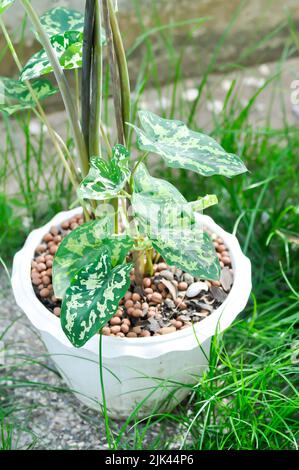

{"left": 188, "top": 194, "right": 218, "bottom": 212}
{"left": 134, "top": 163, "right": 187, "bottom": 204}
{"left": 151, "top": 227, "right": 221, "bottom": 281}
{"left": 0, "top": 0, "right": 15, "bottom": 14}
{"left": 20, "top": 31, "right": 83, "bottom": 81}
{"left": 0, "top": 77, "right": 58, "bottom": 115}
{"left": 132, "top": 192, "right": 194, "bottom": 238}
{"left": 39, "top": 7, "right": 84, "bottom": 38}
{"left": 61, "top": 247, "right": 132, "bottom": 347}
{"left": 53, "top": 217, "right": 133, "bottom": 299}
{"left": 77, "top": 144, "right": 131, "bottom": 201}
{"left": 131, "top": 110, "right": 247, "bottom": 177}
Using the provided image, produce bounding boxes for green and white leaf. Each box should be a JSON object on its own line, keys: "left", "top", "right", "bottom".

{"left": 151, "top": 227, "right": 221, "bottom": 281}
{"left": 0, "top": 0, "right": 15, "bottom": 14}
{"left": 53, "top": 217, "right": 133, "bottom": 299}
{"left": 77, "top": 144, "right": 131, "bottom": 201}
{"left": 131, "top": 110, "right": 248, "bottom": 177}
{"left": 20, "top": 31, "right": 83, "bottom": 81}
{"left": 61, "top": 247, "right": 132, "bottom": 347}
{"left": 132, "top": 192, "right": 194, "bottom": 238}
{"left": 188, "top": 194, "right": 218, "bottom": 212}
{"left": 0, "top": 77, "right": 58, "bottom": 115}
{"left": 39, "top": 7, "right": 84, "bottom": 38}
{"left": 134, "top": 163, "right": 187, "bottom": 204}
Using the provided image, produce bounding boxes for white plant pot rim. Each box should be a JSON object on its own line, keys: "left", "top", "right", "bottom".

{"left": 12, "top": 208, "right": 252, "bottom": 359}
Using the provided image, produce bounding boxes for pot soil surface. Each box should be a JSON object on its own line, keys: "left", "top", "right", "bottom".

{"left": 30, "top": 213, "right": 233, "bottom": 338}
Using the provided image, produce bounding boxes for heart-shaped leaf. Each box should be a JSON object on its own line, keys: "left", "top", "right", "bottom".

{"left": 53, "top": 216, "right": 133, "bottom": 299}
{"left": 61, "top": 247, "right": 132, "bottom": 347}
{"left": 134, "top": 163, "right": 187, "bottom": 204}
{"left": 0, "top": 77, "right": 58, "bottom": 115}
{"left": 151, "top": 226, "right": 221, "bottom": 281}
{"left": 132, "top": 192, "right": 194, "bottom": 238}
{"left": 0, "top": 0, "right": 15, "bottom": 14}
{"left": 20, "top": 31, "right": 84, "bottom": 81}
{"left": 131, "top": 110, "right": 248, "bottom": 177}
{"left": 77, "top": 144, "right": 131, "bottom": 201}
{"left": 38, "top": 7, "right": 85, "bottom": 38}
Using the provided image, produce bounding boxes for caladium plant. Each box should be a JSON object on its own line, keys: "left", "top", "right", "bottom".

{"left": 1, "top": 0, "right": 248, "bottom": 347}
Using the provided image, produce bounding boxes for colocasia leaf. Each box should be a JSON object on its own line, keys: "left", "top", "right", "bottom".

{"left": 20, "top": 31, "right": 83, "bottom": 81}
{"left": 131, "top": 110, "right": 248, "bottom": 177}
{"left": 0, "top": 0, "right": 15, "bottom": 14}
{"left": 134, "top": 163, "right": 187, "bottom": 204}
{"left": 132, "top": 193, "right": 194, "bottom": 238}
{"left": 151, "top": 227, "right": 221, "bottom": 281}
{"left": 77, "top": 144, "right": 131, "bottom": 201}
{"left": 20, "top": 7, "right": 106, "bottom": 81}
{"left": 53, "top": 217, "right": 133, "bottom": 299}
{"left": 0, "top": 77, "right": 58, "bottom": 115}
{"left": 61, "top": 247, "right": 132, "bottom": 347}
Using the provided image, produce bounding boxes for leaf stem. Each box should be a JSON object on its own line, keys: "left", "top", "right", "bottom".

{"left": 21, "top": 0, "right": 89, "bottom": 177}
{"left": 81, "top": 0, "right": 95, "bottom": 157}
{"left": 90, "top": 0, "right": 103, "bottom": 156}
{"left": 107, "top": 0, "right": 131, "bottom": 142}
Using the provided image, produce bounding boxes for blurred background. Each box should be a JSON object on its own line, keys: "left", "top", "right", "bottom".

{"left": 0, "top": 0, "right": 298, "bottom": 450}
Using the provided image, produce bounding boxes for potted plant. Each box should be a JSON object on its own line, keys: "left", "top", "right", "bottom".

{"left": 2, "top": 0, "right": 251, "bottom": 418}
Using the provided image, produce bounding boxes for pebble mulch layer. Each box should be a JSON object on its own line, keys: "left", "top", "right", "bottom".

{"left": 31, "top": 213, "right": 234, "bottom": 338}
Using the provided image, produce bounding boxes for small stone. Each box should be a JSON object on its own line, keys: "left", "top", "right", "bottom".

{"left": 102, "top": 327, "right": 111, "bottom": 336}
{"left": 159, "top": 270, "right": 174, "bottom": 281}
{"left": 164, "top": 298, "right": 175, "bottom": 309}
{"left": 151, "top": 292, "right": 162, "bottom": 304}
{"left": 220, "top": 267, "right": 233, "bottom": 291}
{"left": 110, "top": 316, "right": 121, "bottom": 326}
{"left": 40, "top": 288, "right": 50, "bottom": 298}
{"left": 53, "top": 307, "right": 61, "bottom": 317}
{"left": 158, "top": 326, "right": 176, "bottom": 335}
{"left": 178, "top": 281, "right": 188, "bottom": 291}
{"left": 182, "top": 273, "right": 194, "bottom": 285}
{"left": 110, "top": 325, "right": 121, "bottom": 334}
{"left": 186, "top": 281, "right": 209, "bottom": 298}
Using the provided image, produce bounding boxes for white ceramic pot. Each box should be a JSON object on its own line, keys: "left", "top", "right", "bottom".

{"left": 11, "top": 208, "right": 251, "bottom": 419}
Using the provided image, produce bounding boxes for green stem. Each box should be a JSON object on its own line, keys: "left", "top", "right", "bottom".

{"left": 90, "top": 0, "right": 103, "bottom": 156}
{"left": 129, "top": 151, "right": 149, "bottom": 190}
{"left": 21, "top": 0, "right": 89, "bottom": 177}
{"left": 108, "top": 0, "right": 131, "bottom": 142}
{"left": 102, "top": 0, "right": 125, "bottom": 145}
{"left": 145, "top": 248, "right": 154, "bottom": 277}
{"left": 99, "top": 333, "right": 113, "bottom": 449}
{"left": 133, "top": 250, "right": 145, "bottom": 286}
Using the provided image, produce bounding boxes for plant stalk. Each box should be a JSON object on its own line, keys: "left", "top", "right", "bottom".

{"left": 90, "top": 0, "right": 103, "bottom": 156}
{"left": 107, "top": 0, "right": 131, "bottom": 142}
{"left": 81, "top": 0, "right": 95, "bottom": 157}
{"left": 21, "top": 0, "right": 89, "bottom": 177}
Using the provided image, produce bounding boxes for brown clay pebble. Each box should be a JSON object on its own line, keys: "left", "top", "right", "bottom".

{"left": 122, "top": 318, "right": 131, "bottom": 326}
{"left": 53, "top": 307, "right": 61, "bottom": 316}
{"left": 61, "top": 221, "right": 70, "bottom": 230}
{"left": 32, "top": 276, "right": 41, "bottom": 286}
{"left": 49, "top": 245, "right": 58, "bottom": 255}
{"left": 140, "top": 330, "right": 151, "bottom": 337}
{"left": 40, "top": 288, "right": 50, "bottom": 298}
{"left": 127, "top": 332, "right": 137, "bottom": 338}
{"left": 121, "top": 323, "right": 129, "bottom": 334}
{"left": 127, "top": 307, "right": 135, "bottom": 315}
{"left": 151, "top": 292, "right": 162, "bottom": 304}
{"left": 125, "top": 299, "right": 134, "bottom": 309}
{"left": 102, "top": 327, "right": 111, "bottom": 336}
{"left": 46, "top": 260, "right": 53, "bottom": 268}
{"left": 43, "top": 233, "right": 53, "bottom": 242}
{"left": 132, "top": 309, "right": 142, "bottom": 318}
{"left": 50, "top": 226, "right": 59, "bottom": 236}
{"left": 132, "top": 326, "right": 142, "bottom": 334}
{"left": 110, "top": 316, "right": 121, "bottom": 326}
{"left": 144, "top": 288, "right": 153, "bottom": 295}
{"left": 178, "top": 281, "right": 188, "bottom": 291}
{"left": 37, "top": 263, "right": 47, "bottom": 272}
{"left": 143, "top": 278, "right": 151, "bottom": 288}
{"left": 158, "top": 326, "right": 177, "bottom": 335}
{"left": 157, "top": 262, "right": 168, "bottom": 271}
{"left": 124, "top": 291, "right": 132, "bottom": 300}
{"left": 132, "top": 293, "right": 141, "bottom": 302}
{"left": 42, "top": 276, "right": 51, "bottom": 285}
{"left": 36, "top": 244, "right": 46, "bottom": 254}
{"left": 110, "top": 325, "right": 121, "bottom": 334}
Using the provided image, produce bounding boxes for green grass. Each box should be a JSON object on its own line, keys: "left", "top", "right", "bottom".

{"left": 0, "top": 1, "right": 298, "bottom": 450}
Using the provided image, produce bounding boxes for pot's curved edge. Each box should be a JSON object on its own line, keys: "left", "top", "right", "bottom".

{"left": 11, "top": 208, "right": 252, "bottom": 360}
